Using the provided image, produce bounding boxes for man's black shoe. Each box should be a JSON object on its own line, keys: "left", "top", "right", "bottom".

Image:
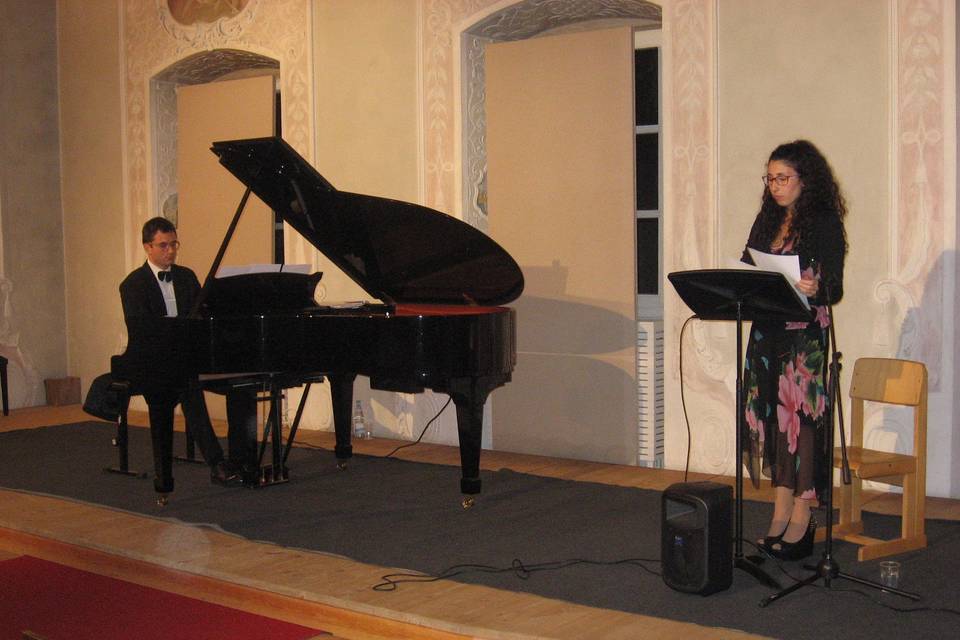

{"left": 210, "top": 461, "right": 242, "bottom": 486}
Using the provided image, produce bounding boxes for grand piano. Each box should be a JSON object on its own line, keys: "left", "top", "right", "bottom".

{"left": 113, "top": 136, "right": 523, "bottom": 501}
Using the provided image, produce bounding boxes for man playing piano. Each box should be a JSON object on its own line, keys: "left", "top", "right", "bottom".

{"left": 120, "top": 217, "right": 254, "bottom": 494}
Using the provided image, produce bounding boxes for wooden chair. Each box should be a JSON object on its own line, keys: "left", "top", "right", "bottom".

{"left": 831, "top": 357, "right": 927, "bottom": 561}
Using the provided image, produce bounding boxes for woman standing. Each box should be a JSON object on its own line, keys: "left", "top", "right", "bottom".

{"left": 741, "top": 140, "right": 848, "bottom": 560}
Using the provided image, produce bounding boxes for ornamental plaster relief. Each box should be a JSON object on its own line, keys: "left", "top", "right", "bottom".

{"left": 122, "top": 0, "right": 314, "bottom": 274}
{"left": 661, "top": 0, "right": 723, "bottom": 474}
{"left": 119, "top": 0, "right": 318, "bottom": 425}
{"left": 886, "top": 0, "right": 950, "bottom": 392}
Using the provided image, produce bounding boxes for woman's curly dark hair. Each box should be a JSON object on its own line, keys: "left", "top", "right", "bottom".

{"left": 748, "top": 140, "right": 848, "bottom": 254}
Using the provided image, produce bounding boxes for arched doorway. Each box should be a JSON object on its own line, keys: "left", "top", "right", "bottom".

{"left": 150, "top": 49, "right": 279, "bottom": 224}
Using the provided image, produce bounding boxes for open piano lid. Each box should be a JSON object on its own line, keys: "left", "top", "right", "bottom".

{"left": 211, "top": 136, "right": 524, "bottom": 307}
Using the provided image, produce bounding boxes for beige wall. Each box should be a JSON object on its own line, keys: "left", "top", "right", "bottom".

{"left": 0, "top": 0, "right": 66, "bottom": 407}
{"left": 176, "top": 76, "right": 276, "bottom": 272}
{"left": 485, "top": 28, "right": 638, "bottom": 465}
{"left": 699, "top": 0, "right": 958, "bottom": 497}
{"left": 667, "top": 0, "right": 893, "bottom": 479}
{"left": 717, "top": 0, "right": 889, "bottom": 407}
{"left": 312, "top": 0, "right": 437, "bottom": 439}
{"left": 314, "top": 0, "right": 419, "bottom": 204}
{"left": 59, "top": 0, "right": 127, "bottom": 397}
{"left": 717, "top": 0, "right": 889, "bottom": 341}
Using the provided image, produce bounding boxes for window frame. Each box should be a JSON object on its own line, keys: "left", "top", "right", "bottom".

{"left": 633, "top": 29, "right": 662, "bottom": 320}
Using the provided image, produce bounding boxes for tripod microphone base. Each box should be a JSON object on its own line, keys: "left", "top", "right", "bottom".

{"left": 759, "top": 554, "right": 921, "bottom": 607}
{"left": 808, "top": 556, "right": 840, "bottom": 583}
{"left": 736, "top": 555, "right": 781, "bottom": 589}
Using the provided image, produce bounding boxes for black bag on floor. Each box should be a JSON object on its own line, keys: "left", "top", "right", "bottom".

{"left": 83, "top": 372, "right": 121, "bottom": 422}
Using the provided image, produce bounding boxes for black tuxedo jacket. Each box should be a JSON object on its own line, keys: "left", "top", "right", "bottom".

{"left": 119, "top": 262, "right": 201, "bottom": 323}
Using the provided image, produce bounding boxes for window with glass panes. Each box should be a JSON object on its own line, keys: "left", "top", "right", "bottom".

{"left": 634, "top": 34, "right": 661, "bottom": 318}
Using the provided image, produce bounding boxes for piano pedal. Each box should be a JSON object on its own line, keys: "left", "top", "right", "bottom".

{"left": 460, "top": 496, "right": 476, "bottom": 510}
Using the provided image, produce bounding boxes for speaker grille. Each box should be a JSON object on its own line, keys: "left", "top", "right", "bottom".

{"left": 661, "top": 482, "right": 732, "bottom": 595}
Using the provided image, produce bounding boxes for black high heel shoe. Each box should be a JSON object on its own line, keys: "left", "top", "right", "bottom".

{"left": 757, "top": 522, "right": 789, "bottom": 553}
{"left": 771, "top": 516, "right": 817, "bottom": 561}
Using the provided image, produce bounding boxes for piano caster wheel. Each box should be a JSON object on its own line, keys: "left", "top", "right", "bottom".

{"left": 336, "top": 460, "right": 348, "bottom": 471}
{"left": 156, "top": 493, "right": 170, "bottom": 507}
{"left": 460, "top": 496, "right": 475, "bottom": 510}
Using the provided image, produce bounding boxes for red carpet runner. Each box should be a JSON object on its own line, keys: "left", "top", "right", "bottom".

{"left": 0, "top": 556, "right": 327, "bottom": 640}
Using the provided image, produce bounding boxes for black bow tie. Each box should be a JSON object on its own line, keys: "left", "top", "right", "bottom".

{"left": 158, "top": 271, "right": 171, "bottom": 282}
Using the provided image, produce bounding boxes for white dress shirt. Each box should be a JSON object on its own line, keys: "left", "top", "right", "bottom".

{"left": 147, "top": 261, "right": 178, "bottom": 317}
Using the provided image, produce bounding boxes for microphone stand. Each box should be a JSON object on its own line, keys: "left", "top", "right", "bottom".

{"left": 760, "top": 286, "right": 921, "bottom": 606}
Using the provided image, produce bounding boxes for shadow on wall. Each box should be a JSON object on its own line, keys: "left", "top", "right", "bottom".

{"left": 861, "top": 250, "right": 950, "bottom": 495}
{"left": 895, "top": 250, "right": 947, "bottom": 393}
{"left": 512, "top": 294, "right": 637, "bottom": 355}
{"left": 511, "top": 260, "right": 636, "bottom": 354}
{"left": 491, "top": 262, "right": 640, "bottom": 465}
{"left": 865, "top": 249, "right": 949, "bottom": 455}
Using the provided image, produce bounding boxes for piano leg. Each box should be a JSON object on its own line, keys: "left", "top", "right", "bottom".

{"left": 446, "top": 375, "right": 505, "bottom": 498}
{"left": 225, "top": 388, "right": 259, "bottom": 484}
{"left": 145, "top": 396, "right": 177, "bottom": 496}
{"left": 329, "top": 373, "right": 357, "bottom": 468}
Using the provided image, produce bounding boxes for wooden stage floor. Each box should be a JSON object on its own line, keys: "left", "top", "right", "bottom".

{"left": 1, "top": 405, "right": 956, "bottom": 639}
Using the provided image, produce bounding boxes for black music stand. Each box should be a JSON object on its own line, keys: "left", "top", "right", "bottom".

{"left": 668, "top": 269, "right": 812, "bottom": 589}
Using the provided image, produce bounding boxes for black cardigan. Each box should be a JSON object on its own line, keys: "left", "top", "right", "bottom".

{"left": 740, "top": 213, "right": 846, "bottom": 306}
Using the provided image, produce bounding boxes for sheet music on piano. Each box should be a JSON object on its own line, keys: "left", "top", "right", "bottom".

{"left": 216, "top": 263, "right": 312, "bottom": 277}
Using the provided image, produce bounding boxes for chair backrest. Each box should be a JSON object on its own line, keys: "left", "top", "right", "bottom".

{"left": 850, "top": 358, "right": 926, "bottom": 407}
{"left": 849, "top": 357, "right": 927, "bottom": 457}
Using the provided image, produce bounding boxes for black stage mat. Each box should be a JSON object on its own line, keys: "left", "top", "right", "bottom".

{"left": 2, "top": 422, "right": 958, "bottom": 638}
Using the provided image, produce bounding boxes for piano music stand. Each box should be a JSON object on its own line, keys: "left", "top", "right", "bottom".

{"left": 668, "top": 269, "right": 811, "bottom": 590}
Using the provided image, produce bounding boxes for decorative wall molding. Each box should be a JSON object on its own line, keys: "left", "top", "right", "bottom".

{"left": 422, "top": 0, "right": 660, "bottom": 220}
{"left": 888, "top": 0, "right": 948, "bottom": 391}
{"left": 120, "top": 0, "right": 316, "bottom": 420}
{"left": 122, "top": 0, "right": 314, "bottom": 274}
{"left": 158, "top": 0, "right": 259, "bottom": 48}
{"left": 150, "top": 50, "right": 279, "bottom": 227}
{"left": 661, "top": 0, "right": 722, "bottom": 473}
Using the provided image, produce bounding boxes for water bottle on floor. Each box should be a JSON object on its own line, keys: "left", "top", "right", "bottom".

{"left": 352, "top": 400, "right": 370, "bottom": 440}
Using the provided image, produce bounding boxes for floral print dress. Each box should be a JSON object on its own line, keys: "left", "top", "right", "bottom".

{"left": 741, "top": 251, "right": 831, "bottom": 499}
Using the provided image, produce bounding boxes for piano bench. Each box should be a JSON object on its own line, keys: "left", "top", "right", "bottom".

{"left": 103, "top": 378, "right": 147, "bottom": 478}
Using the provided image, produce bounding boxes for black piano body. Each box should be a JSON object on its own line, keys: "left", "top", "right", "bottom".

{"left": 112, "top": 136, "right": 523, "bottom": 496}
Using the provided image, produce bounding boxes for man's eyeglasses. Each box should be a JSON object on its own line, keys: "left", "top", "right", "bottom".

{"left": 150, "top": 241, "right": 180, "bottom": 251}
{"left": 762, "top": 174, "right": 800, "bottom": 187}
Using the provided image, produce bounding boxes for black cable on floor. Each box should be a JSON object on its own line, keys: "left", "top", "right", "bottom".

{"left": 372, "top": 556, "right": 662, "bottom": 592}
{"left": 678, "top": 314, "right": 696, "bottom": 482}
{"left": 384, "top": 397, "right": 452, "bottom": 458}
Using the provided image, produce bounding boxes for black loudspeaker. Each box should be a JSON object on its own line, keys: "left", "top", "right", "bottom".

{"left": 661, "top": 481, "right": 733, "bottom": 595}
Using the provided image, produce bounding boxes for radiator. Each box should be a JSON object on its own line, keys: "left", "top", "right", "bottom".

{"left": 637, "top": 319, "right": 664, "bottom": 467}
